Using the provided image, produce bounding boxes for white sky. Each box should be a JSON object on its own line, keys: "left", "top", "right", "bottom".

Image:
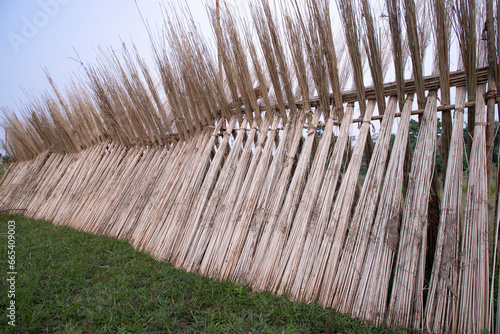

{"left": 0, "top": 0, "right": 216, "bottom": 153}
{"left": 0, "top": 0, "right": 214, "bottom": 109}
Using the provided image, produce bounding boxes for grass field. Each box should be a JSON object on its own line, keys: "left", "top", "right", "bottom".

{"left": 0, "top": 214, "right": 403, "bottom": 333}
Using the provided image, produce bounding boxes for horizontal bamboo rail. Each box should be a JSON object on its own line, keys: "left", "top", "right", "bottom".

{"left": 215, "top": 100, "right": 498, "bottom": 133}
{"left": 235, "top": 66, "right": 491, "bottom": 118}
{"left": 322, "top": 66, "right": 489, "bottom": 106}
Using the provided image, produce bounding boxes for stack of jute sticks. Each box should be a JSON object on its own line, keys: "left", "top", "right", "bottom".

{"left": 1, "top": 0, "right": 499, "bottom": 332}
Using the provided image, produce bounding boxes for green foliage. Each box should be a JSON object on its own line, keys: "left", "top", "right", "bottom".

{"left": 390, "top": 133, "right": 396, "bottom": 148}
{"left": 408, "top": 118, "right": 442, "bottom": 150}
{"left": 492, "top": 121, "right": 499, "bottom": 165}
{"left": 0, "top": 215, "right": 404, "bottom": 333}
{"left": 316, "top": 121, "right": 325, "bottom": 140}
{"left": 408, "top": 119, "right": 420, "bottom": 151}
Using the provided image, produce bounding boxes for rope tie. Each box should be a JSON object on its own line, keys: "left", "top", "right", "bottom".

{"left": 484, "top": 90, "right": 497, "bottom": 103}
{"left": 474, "top": 122, "right": 487, "bottom": 127}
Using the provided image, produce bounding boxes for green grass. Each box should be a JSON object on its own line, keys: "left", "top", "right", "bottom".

{"left": 0, "top": 214, "right": 404, "bottom": 333}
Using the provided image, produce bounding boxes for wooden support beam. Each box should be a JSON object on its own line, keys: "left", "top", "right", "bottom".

{"left": 216, "top": 100, "right": 498, "bottom": 134}
{"left": 235, "top": 67, "right": 490, "bottom": 116}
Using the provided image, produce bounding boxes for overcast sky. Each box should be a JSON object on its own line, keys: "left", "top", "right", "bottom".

{"left": 0, "top": 0, "right": 218, "bottom": 153}
{"left": 0, "top": 0, "right": 215, "bottom": 108}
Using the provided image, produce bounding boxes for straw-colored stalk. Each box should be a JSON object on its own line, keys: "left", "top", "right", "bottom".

{"left": 234, "top": 116, "right": 292, "bottom": 285}
{"left": 127, "top": 143, "right": 182, "bottom": 248}
{"left": 221, "top": 116, "right": 279, "bottom": 281}
{"left": 66, "top": 144, "right": 128, "bottom": 232}
{"left": 458, "top": 83, "right": 489, "bottom": 334}
{"left": 247, "top": 109, "right": 317, "bottom": 291}
{"left": 214, "top": 119, "right": 273, "bottom": 279}
{"left": 351, "top": 94, "right": 414, "bottom": 324}
{"left": 404, "top": 0, "right": 426, "bottom": 109}
{"left": 131, "top": 141, "right": 191, "bottom": 250}
{"left": 272, "top": 111, "right": 335, "bottom": 296}
{"left": 198, "top": 121, "right": 259, "bottom": 278}
{"left": 259, "top": 0, "right": 297, "bottom": 119}
{"left": 387, "top": 92, "right": 438, "bottom": 329}
{"left": 171, "top": 118, "right": 249, "bottom": 267}
{"left": 455, "top": 0, "right": 477, "bottom": 160}
{"left": 31, "top": 152, "right": 79, "bottom": 221}
{"left": 92, "top": 148, "right": 150, "bottom": 235}
{"left": 152, "top": 119, "right": 231, "bottom": 261}
{"left": 76, "top": 147, "right": 134, "bottom": 233}
{"left": 248, "top": 111, "right": 306, "bottom": 290}
{"left": 53, "top": 143, "right": 109, "bottom": 225}
{"left": 290, "top": 104, "right": 352, "bottom": 303}
{"left": 432, "top": 0, "right": 452, "bottom": 180}
{"left": 307, "top": 0, "right": 344, "bottom": 119}
{"left": 360, "top": 0, "right": 386, "bottom": 114}
{"left": 424, "top": 86, "right": 465, "bottom": 334}
{"left": 250, "top": 2, "right": 288, "bottom": 122}
{"left": 304, "top": 100, "right": 374, "bottom": 307}
{"left": 0, "top": 151, "right": 50, "bottom": 212}
{"left": 140, "top": 135, "right": 212, "bottom": 257}
{"left": 336, "top": 0, "right": 374, "bottom": 164}
{"left": 330, "top": 96, "right": 397, "bottom": 314}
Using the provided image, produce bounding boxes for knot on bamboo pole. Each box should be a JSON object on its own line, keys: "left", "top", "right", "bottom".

{"left": 484, "top": 90, "right": 497, "bottom": 103}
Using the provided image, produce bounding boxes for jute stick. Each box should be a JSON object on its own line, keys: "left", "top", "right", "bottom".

{"left": 315, "top": 100, "right": 376, "bottom": 308}
{"left": 424, "top": 86, "right": 465, "bottom": 334}
{"left": 387, "top": 92, "right": 438, "bottom": 329}
{"left": 229, "top": 115, "right": 281, "bottom": 283}
{"left": 351, "top": 94, "right": 414, "bottom": 324}
{"left": 256, "top": 109, "right": 321, "bottom": 292}
{"left": 457, "top": 83, "right": 489, "bottom": 334}
{"left": 291, "top": 105, "right": 353, "bottom": 303}
{"left": 178, "top": 118, "right": 250, "bottom": 270}
{"left": 248, "top": 112, "right": 306, "bottom": 291}
{"left": 272, "top": 111, "right": 335, "bottom": 296}
{"left": 234, "top": 117, "right": 293, "bottom": 285}
{"left": 330, "top": 96, "right": 398, "bottom": 314}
